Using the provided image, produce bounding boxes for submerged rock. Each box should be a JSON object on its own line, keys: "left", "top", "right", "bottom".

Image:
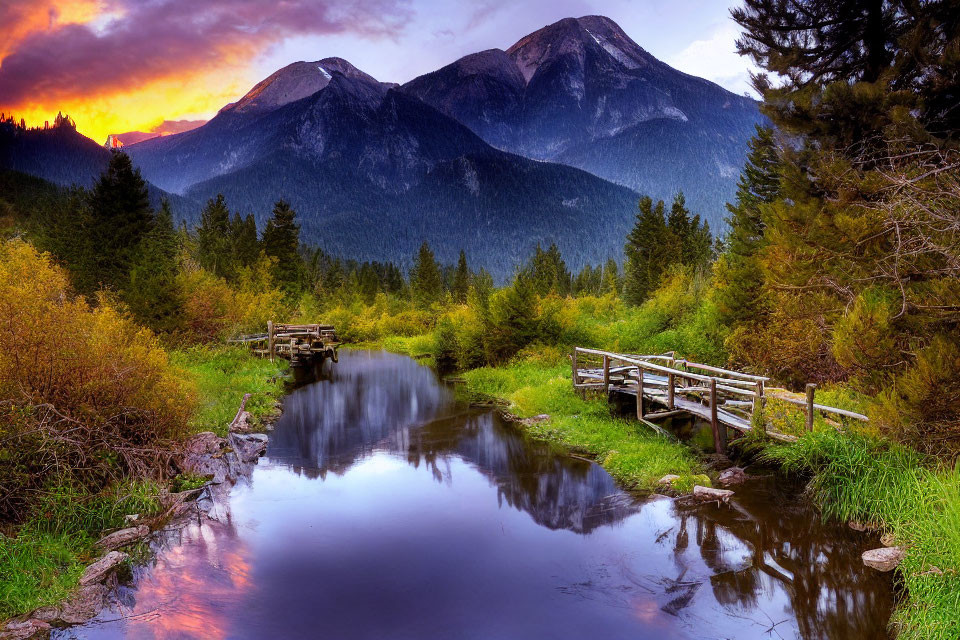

{"left": 96, "top": 525, "right": 149, "bottom": 551}
{"left": 717, "top": 467, "right": 746, "bottom": 486}
{"left": 79, "top": 551, "right": 128, "bottom": 586}
{"left": 862, "top": 546, "right": 905, "bottom": 572}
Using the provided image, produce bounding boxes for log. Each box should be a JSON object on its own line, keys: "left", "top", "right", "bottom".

{"left": 692, "top": 485, "right": 734, "bottom": 503}
{"left": 806, "top": 383, "right": 816, "bottom": 432}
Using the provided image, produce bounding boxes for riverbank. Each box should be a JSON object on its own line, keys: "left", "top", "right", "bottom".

{"left": 369, "top": 336, "right": 959, "bottom": 639}
{"left": 0, "top": 346, "right": 286, "bottom": 625}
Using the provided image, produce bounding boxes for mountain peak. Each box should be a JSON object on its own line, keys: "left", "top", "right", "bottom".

{"left": 226, "top": 57, "right": 378, "bottom": 115}
{"left": 506, "top": 15, "right": 653, "bottom": 83}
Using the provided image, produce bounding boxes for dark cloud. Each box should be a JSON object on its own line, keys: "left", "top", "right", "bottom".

{"left": 0, "top": 0, "right": 412, "bottom": 106}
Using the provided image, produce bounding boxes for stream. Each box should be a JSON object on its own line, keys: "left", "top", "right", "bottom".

{"left": 56, "top": 350, "right": 894, "bottom": 639}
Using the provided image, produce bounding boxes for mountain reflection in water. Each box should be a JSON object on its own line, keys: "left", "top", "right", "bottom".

{"left": 57, "top": 350, "right": 893, "bottom": 640}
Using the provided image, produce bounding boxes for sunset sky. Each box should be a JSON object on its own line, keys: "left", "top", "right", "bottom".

{"left": 0, "top": 0, "right": 755, "bottom": 143}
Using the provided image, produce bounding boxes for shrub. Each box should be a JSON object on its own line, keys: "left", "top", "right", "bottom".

{"left": 0, "top": 240, "right": 195, "bottom": 522}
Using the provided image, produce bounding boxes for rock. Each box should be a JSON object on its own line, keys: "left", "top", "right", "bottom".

{"left": 848, "top": 520, "right": 875, "bottom": 532}
{"left": 230, "top": 433, "right": 268, "bottom": 463}
{"left": 881, "top": 532, "right": 897, "bottom": 547}
{"left": 718, "top": 467, "right": 747, "bottom": 486}
{"left": 862, "top": 546, "right": 905, "bottom": 572}
{"left": 58, "top": 583, "right": 108, "bottom": 624}
{"left": 123, "top": 513, "right": 140, "bottom": 524}
{"left": 96, "top": 525, "right": 149, "bottom": 551}
{"left": 180, "top": 432, "right": 228, "bottom": 483}
{"left": 29, "top": 607, "right": 59, "bottom": 622}
{"left": 1, "top": 619, "right": 49, "bottom": 640}
{"left": 658, "top": 474, "right": 681, "bottom": 485}
{"left": 692, "top": 485, "right": 735, "bottom": 503}
{"left": 79, "top": 551, "right": 128, "bottom": 586}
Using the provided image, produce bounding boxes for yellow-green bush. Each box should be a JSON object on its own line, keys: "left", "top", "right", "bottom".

{"left": 0, "top": 240, "right": 195, "bottom": 522}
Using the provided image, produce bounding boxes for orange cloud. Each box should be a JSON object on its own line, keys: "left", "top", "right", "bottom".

{"left": 0, "top": 0, "right": 410, "bottom": 141}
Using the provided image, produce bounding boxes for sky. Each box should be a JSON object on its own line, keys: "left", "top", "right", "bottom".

{"left": 0, "top": 0, "right": 757, "bottom": 143}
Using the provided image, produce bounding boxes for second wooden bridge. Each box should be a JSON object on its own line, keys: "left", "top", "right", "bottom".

{"left": 571, "top": 347, "right": 869, "bottom": 452}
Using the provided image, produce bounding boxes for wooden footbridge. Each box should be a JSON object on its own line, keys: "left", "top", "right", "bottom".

{"left": 230, "top": 322, "right": 339, "bottom": 366}
{"left": 571, "top": 347, "right": 868, "bottom": 452}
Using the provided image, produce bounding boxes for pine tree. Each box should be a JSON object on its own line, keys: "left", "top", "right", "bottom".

{"left": 410, "top": 241, "right": 444, "bottom": 307}
{"left": 601, "top": 259, "right": 621, "bottom": 296}
{"left": 261, "top": 200, "right": 303, "bottom": 295}
{"left": 715, "top": 126, "right": 781, "bottom": 326}
{"left": 486, "top": 270, "right": 538, "bottom": 363}
{"left": 231, "top": 213, "right": 260, "bottom": 270}
{"left": 87, "top": 151, "right": 153, "bottom": 290}
{"left": 126, "top": 200, "right": 183, "bottom": 332}
{"left": 195, "top": 194, "right": 233, "bottom": 279}
{"left": 451, "top": 250, "right": 471, "bottom": 303}
{"left": 623, "top": 197, "right": 669, "bottom": 305}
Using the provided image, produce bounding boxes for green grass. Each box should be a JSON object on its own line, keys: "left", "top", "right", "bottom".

{"left": 171, "top": 345, "right": 288, "bottom": 436}
{"left": 762, "top": 429, "right": 960, "bottom": 639}
{"left": 0, "top": 480, "right": 163, "bottom": 619}
{"left": 461, "top": 354, "right": 701, "bottom": 491}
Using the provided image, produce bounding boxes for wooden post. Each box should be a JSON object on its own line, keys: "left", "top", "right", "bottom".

{"left": 637, "top": 368, "right": 645, "bottom": 419}
{"left": 710, "top": 378, "right": 725, "bottom": 454}
{"left": 267, "top": 320, "right": 275, "bottom": 362}
{"left": 753, "top": 381, "right": 763, "bottom": 421}
{"left": 571, "top": 349, "right": 578, "bottom": 389}
{"left": 667, "top": 372, "right": 675, "bottom": 410}
{"left": 806, "top": 383, "right": 817, "bottom": 432}
{"left": 602, "top": 355, "right": 610, "bottom": 394}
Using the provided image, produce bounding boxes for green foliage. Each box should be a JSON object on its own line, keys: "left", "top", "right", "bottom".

{"left": 451, "top": 250, "right": 470, "bottom": 303}
{"left": 485, "top": 271, "right": 539, "bottom": 364}
{"left": 126, "top": 200, "right": 184, "bottom": 333}
{"left": 410, "top": 241, "right": 445, "bottom": 307}
{"left": 170, "top": 345, "right": 287, "bottom": 437}
{"left": 261, "top": 199, "right": 303, "bottom": 296}
{"left": 761, "top": 429, "right": 960, "bottom": 639}
{"left": 462, "top": 354, "right": 699, "bottom": 490}
{"left": 527, "top": 243, "right": 571, "bottom": 296}
{"left": 195, "top": 194, "right": 234, "bottom": 280}
{"left": 624, "top": 193, "right": 712, "bottom": 306}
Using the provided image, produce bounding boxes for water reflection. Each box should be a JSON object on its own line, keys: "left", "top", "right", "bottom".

{"left": 58, "top": 350, "right": 893, "bottom": 640}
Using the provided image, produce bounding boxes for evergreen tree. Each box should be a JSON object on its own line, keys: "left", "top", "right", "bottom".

{"left": 410, "top": 241, "right": 444, "bottom": 307}
{"left": 126, "top": 200, "right": 183, "bottom": 332}
{"left": 230, "top": 213, "right": 260, "bottom": 270}
{"left": 195, "top": 194, "right": 233, "bottom": 279}
{"left": 623, "top": 197, "right": 669, "bottom": 305}
{"left": 528, "top": 243, "right": 571, "bottom": 296}
{"left": 486, "top": 270, "right": 538, "bottom": 363}
{"left": 715, "top": 126, "right": 781, "bottom": 326}
{"left": 601, "top": 259, "right": 621, "bottom": 296}
{"left": 261, "top": 200, "right": 303, "bottom": 295}
{"left": 451, "top": 250, "right": 471, "bottom": 303}
{"left": 87, "top": 151, "right": 153, "bottom": 291}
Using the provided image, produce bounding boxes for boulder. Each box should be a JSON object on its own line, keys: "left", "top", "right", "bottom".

{"left": 1, "top": 619, "right": 50, "bottom": 640}
{"left": 58, "top": 583, "right": 108, "bottom": 624}
{"left": 79, "top": 551, "right": 128, "bottom": 586}
{"left": 862, "top": 546, "right": 905, "bottom": 572}
{"left": 230, "top": 433, "right": 269, "bottom": 463}
{"left": 29, "top": 607, "right": 59, "bottom": 622}
{"left": 692, "top": 485, "right": 734, "bottom": 504}
{"left": 96, "top": 525, "right": 149, "bottom": 551}
{"left": 658, "top": 474, "right": 681, "bottom": 486}
{"left": 718, "top": 467, "right": 747, "bottom": 486}
{"left": 180, "top": 432, "right": 228, "bottom": 483}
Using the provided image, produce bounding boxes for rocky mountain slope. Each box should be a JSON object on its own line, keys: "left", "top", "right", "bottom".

{"left": 402, "top": 15, "right": 764, "bottom": 226}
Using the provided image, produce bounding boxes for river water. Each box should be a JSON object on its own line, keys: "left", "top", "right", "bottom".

{"left": 57, "top": 350, "right": 893, "bottom": 639}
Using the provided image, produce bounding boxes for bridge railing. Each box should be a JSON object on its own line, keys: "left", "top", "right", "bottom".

{"left": 571, "top": 347, "right": 867, "bottom": 448}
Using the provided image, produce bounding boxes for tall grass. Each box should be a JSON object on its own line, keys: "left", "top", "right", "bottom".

{"left": 763, "top": 430, "right": 960, "bottom": 638}
{"left": 170, "top": 345, "right": 287, "bottom": 437}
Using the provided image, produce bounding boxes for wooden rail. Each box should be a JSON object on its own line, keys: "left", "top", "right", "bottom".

{"left": 571, "top": 347, "right": 868, "bottom": 452}
{"left": 229, "top": 322, "right": 340, "bottom": 366}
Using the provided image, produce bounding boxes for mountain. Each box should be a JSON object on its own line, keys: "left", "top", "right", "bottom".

{"left": 0, "top": 119, "right": 196, "bottom": 217}
{"left": 402, "top": 15, "right": 764, "bottom": 227}
{"left": 125, "top": 58, "right": 641, "bottom": 275}
{"left": 107, "top": 119, "right": 206, "bottom": 147}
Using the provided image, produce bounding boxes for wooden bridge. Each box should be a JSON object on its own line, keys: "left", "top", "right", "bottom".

{"left": 230, "top": 321, "right": 340, "bottom": 366}
{"left": 571, "top": 347, "right": 868, "bottom": 452}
